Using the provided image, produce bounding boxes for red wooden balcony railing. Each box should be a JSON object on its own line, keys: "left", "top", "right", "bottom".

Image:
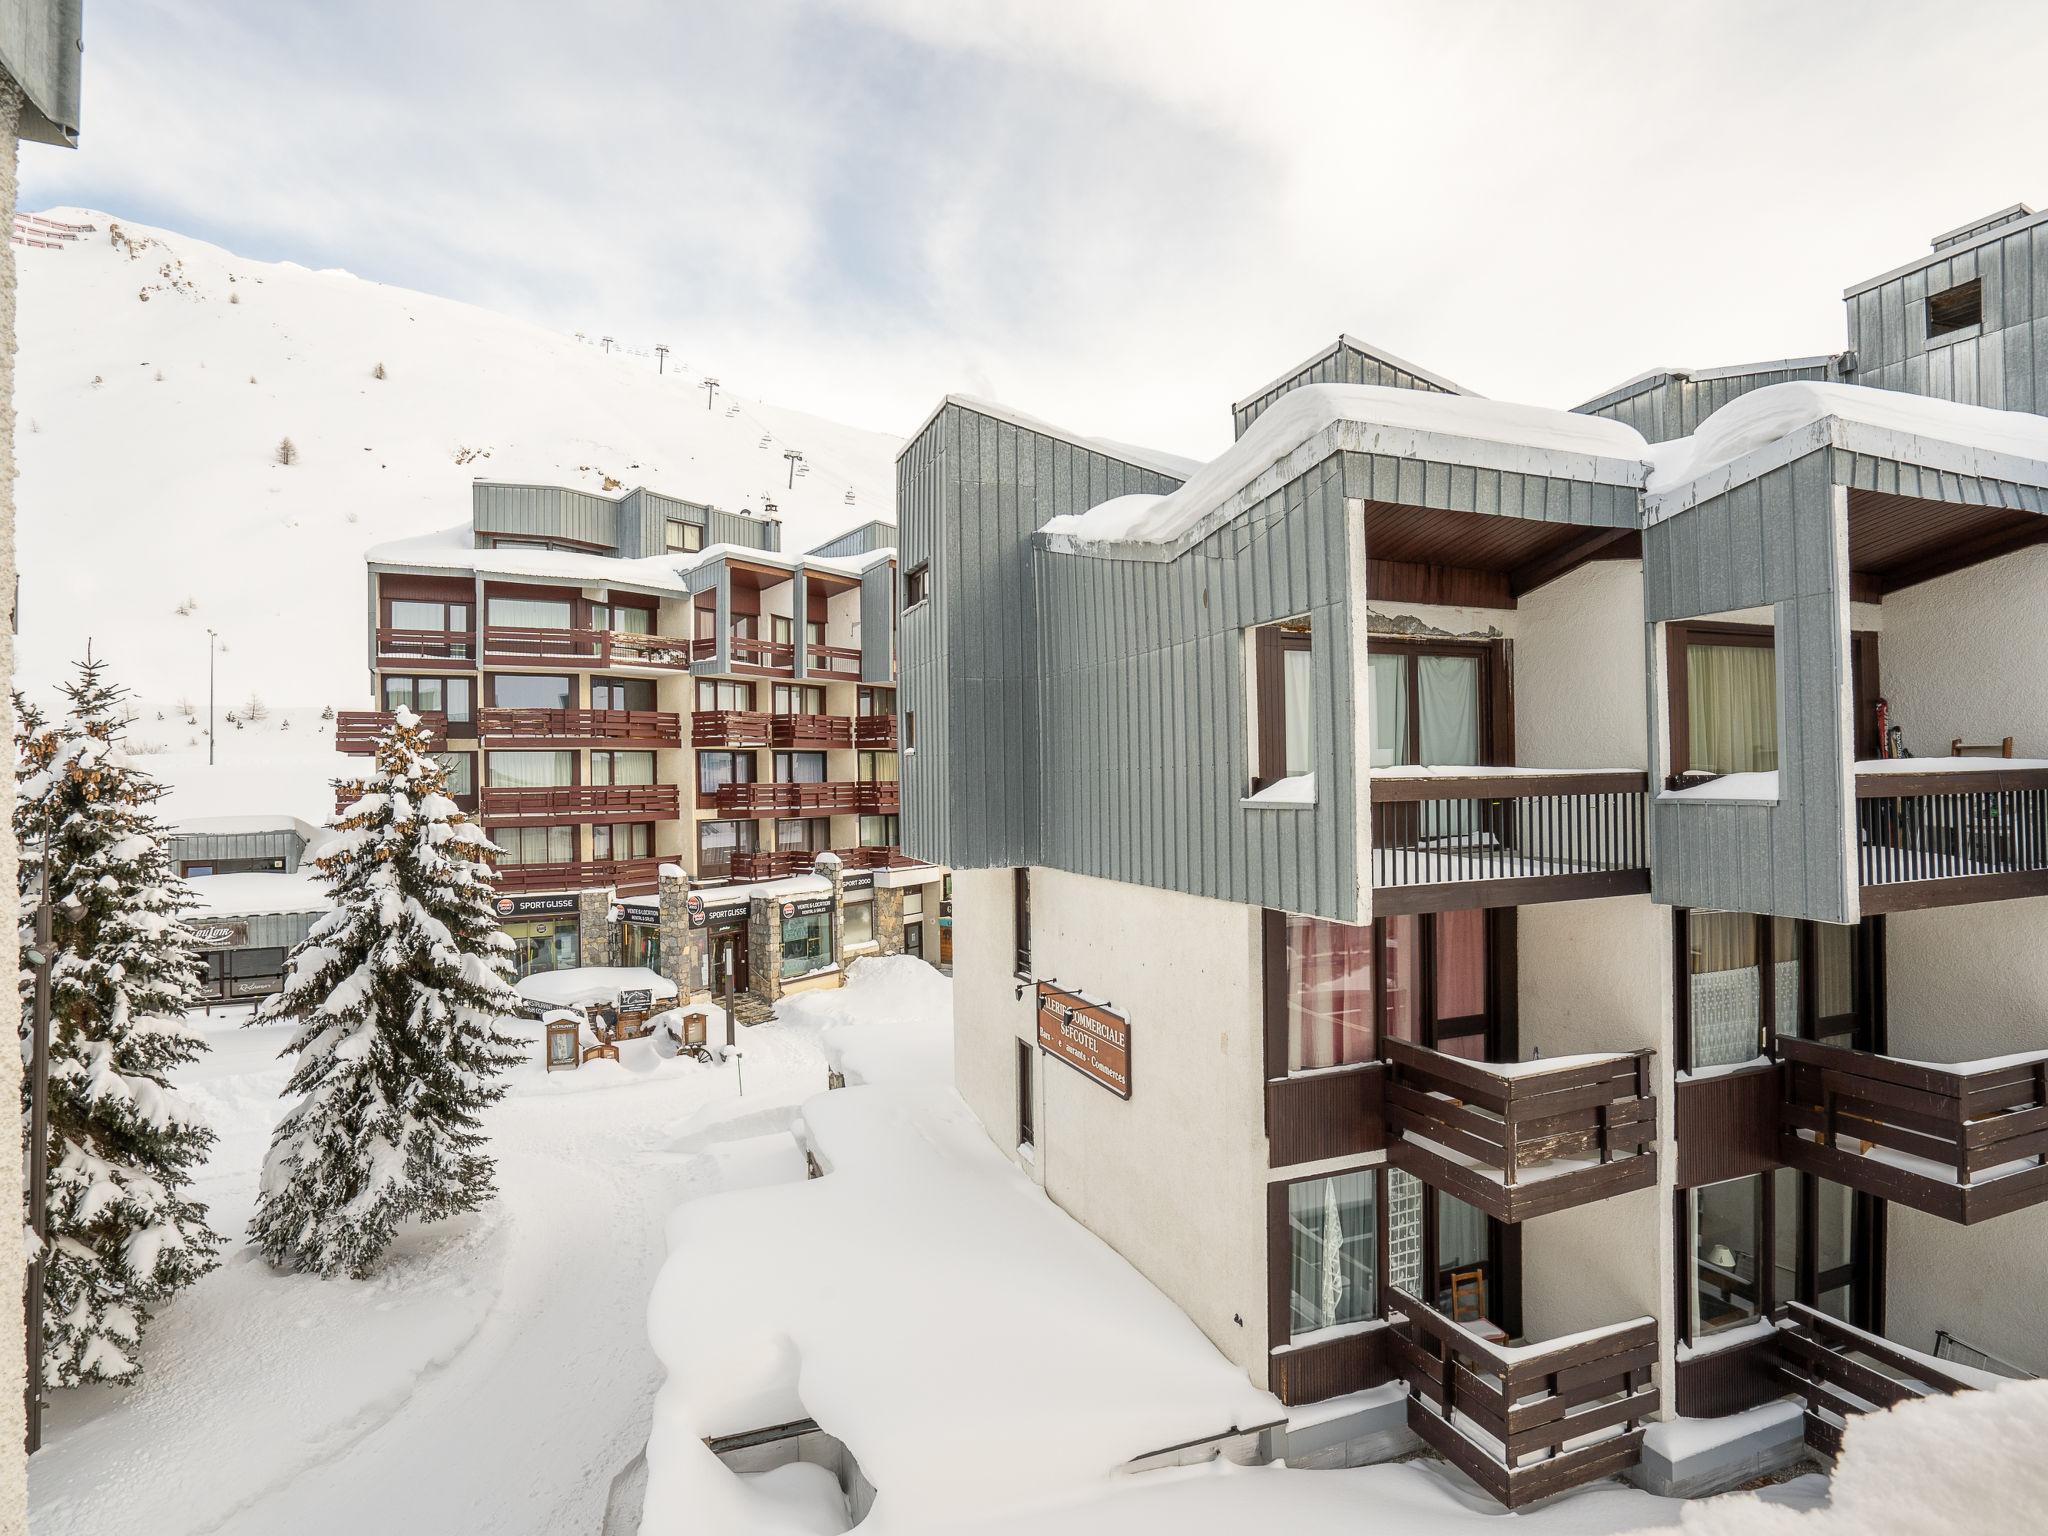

{"left": 854, "top": 715, "right": 897, "bottom": 749}
{"left": 479, "top": 783, "right": 679, "bottom": 822}
{"left": 693, "top": 711, "right": 774, "bottom": 747}
{"left": 476, "top": 708, "right": 681, "bottom": 747}
{"left": 856, "top": 781, "right": 899, "bottom": 815}
{"left": 692, "top": 712, "right": 856, "bottom": 748}
{"left": 480, "top": 627, "right": 693, "bottom": 670}
{"left": 491, "top": 857, "right": 663, "bottom": 897}
{"left": 723, "top": 844, "right": 922, "bottom": 882}
{"left": 775, "top": 714, "right": 851, "bottom": 749}
{"left": 715, "top": 780, "right": 861, "bottom": 816}
{"left": 335, "top": 782, "right": 476, "bottom": 817}
{"left": 806, "top": 643, "right": 863, "bottom": 676}
{"left": 335, "top": 710, "right": 447, "bottom": 754}
{"left": 833, "top": 844, "right": 921, "bottom": 870}
{"left": 376, "top": 626, "right": 474, "bottom": 663}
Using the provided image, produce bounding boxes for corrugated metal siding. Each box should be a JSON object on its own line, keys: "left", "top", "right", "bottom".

{"left": 807, "top": 519, "right": 898, "bottom": 558}
{"left": 706, "top": 506, "right": 780, "bottom": 552}
{"left": 1575, "top": 362, "right": 1838, "bottom": 443}
{"left": 1233, "top": 340, "right": 1455, "bottom": 439}
{"left": 220, "top": 910, "right": 325, "bottom": 951}
{"left": 170, "top": 830, "right": 307, "bottom": 871}
{"left": 471, "top": 483, "right": 618, "bottom": 549}
{"left": 860, "top": 562, "right": 895, "bottom": 684}
{"left": 897, "top": 414, "right": 950, "bottom": 865}
{"left": 1643, "top": 449, "right": 1854, "bottom": 922}
{"left": 1844, "top": 214, "right": 2048, "bottom": 415}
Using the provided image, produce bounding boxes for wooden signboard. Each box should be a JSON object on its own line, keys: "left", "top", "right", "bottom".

{"left": 618, "top": 988, "right": 654, "bottom": 1013}
{"left": 1035, "top": 983, "right": 1131, "bottom": 1100}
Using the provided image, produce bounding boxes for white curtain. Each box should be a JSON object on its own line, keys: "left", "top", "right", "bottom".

{"left": 1283, "top": 647, "right": 1314, "bottom": 777}
{"left": 1369, "top": 652, "right": 1410, "bottom": 768}
{"left": 1419, "top": 656, "right": 1480, "bottom": 839}
{"left": 1687, "top": 643, "right": 1777, "bottom": 774}
{"left": 486, "top": 750, "right": 574, "bottom": 788}
{"left": 486, "top": 595, "right": 573, "bottom": 629}
{"left": 1288, "top": 1172, "right": 1375, "bottom": 1335}
{"left": 595, "top": 751, "right": 655, "bottom": 786}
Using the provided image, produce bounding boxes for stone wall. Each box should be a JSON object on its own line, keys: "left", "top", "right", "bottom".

{"left": 747, "top": 897, "right": 783, "bottom": 1002}
{"left": 577, "top": 889, "right": 615, "bottom": 967}
{"left": 874, "top": 885, "right": 905, "bottom": 954}
{"left": 657, "top": 874, "right": 697, "bottom": 997}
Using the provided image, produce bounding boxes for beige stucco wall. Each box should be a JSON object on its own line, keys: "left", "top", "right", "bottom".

{"left": 1879, "top": 545, "right": 2048, "bottom": 759}
{"left": 950, "top": 866, "right": 1273, "bottom": 1383}
{"left": 1882, "top": 897, "right": 2048, "bottom": 1061}
{"left": 1514, "top": 558, "right": 1650, "bottom": 772}
{"left": 1887, "top": 1203, "right": 2048, "bottom": 1377}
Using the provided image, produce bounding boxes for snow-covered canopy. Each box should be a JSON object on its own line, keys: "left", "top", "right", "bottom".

{"left": 512, "top": 967, "right": 679, "bottom": 1009}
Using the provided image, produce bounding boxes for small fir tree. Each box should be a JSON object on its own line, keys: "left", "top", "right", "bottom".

{"left": 16, "top": 660, "right": 219, "bottom": 1387}
{"left": 249, "top": 711, "right": 525, "bottom": 1278}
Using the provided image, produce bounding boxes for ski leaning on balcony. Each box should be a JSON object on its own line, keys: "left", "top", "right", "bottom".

{"left": 249, "top": 707, "right": 525, "bottom": 1280}
{"left": 13, "top": 662, "right": 220, "bottom": 1386}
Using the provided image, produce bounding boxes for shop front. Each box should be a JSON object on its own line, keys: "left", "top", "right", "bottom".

{"left": 494, "top": 891, "right": 582, "bottom": 977}
{"left": 779, "top": 894, "right": 836, "bottom": 984}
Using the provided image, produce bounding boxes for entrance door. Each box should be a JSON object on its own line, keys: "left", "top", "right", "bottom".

{"left": 710, "top": 928, "right": 750, "bottom": 996}
{"left": 905, "top": 922, "right": 924, "bottom": 960}
{"left": 1379, "top": 909, "right": 1504, "bottom": 1060}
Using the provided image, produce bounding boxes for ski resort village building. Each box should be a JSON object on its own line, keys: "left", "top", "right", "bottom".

{"left": 902, "top": 205, "right": 2048, "bottom": 1505}
{"left": 344, "top": 483, "right": 947, "bottom": 1015}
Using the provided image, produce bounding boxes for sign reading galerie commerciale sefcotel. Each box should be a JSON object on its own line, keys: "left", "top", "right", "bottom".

{"left": 1035, "top": 983, "right": 1131, "bottom": 1100}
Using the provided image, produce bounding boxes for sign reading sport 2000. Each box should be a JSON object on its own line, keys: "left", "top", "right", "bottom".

{"left": 1035, "top": 983, "right": 1131, "bottom": 1100}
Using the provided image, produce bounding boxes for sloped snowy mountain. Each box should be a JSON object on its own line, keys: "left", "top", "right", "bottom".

{"left": 13, "top": 208, "right": 904, "bottom": 710}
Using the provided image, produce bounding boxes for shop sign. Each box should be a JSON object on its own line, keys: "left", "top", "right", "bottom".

{"left": 495, "top": 892, "right": 580, "bottom": 918}
{"left": 786, "top": 895, "right": 834, "bottom": 919}
{"left": 190, "top": 919, "right": 249, "bottom": 948}
{"left": 618, "top": 988, "right": 654, "bottom": 1013}
{"left": 1035, "top": 983, "right": 1131, "bottom": 1100}
{"left": 842, "top": 872, "right": 874, "bottom": 892}
{"left": 696, "top": 896, "right": 749, "bottom": 930}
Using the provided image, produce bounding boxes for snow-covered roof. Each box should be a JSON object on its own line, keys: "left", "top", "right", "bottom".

{"left": 513, "top": 967, "right": 679, "bottom": 1009}
{"left": 1231, "top": 334, "right": 1480, "bottom": 412}
{"left": 1572, "top": 355, "right": 1840, "bottom": 414}
{"left": 903, "top": 393, "right": 1202, "bottom": 484}
{"left": 365, "top": 523, "right": 889, "bottom": 593}
{"left": 1039, "top": 383, "right": 1650, "bottom": 559}
{"left": 183, "top": 867, "right": 330, "bottom": 919}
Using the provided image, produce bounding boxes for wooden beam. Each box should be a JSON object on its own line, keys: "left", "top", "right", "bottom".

{"left": 1508, "top": 525, "right": 1637, "bottom": 597}
{"left": 1880, "top": 518, "right": 2048, "bottom": 594}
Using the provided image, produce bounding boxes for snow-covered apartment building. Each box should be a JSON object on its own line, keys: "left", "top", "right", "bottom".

{"left": 343, "top": 486, "right": 947, "bottom": 1013}
{"left": 905, "top": 204, "right": 2048, "bottom": 1504}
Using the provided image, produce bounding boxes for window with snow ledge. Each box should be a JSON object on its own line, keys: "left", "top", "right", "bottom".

{"left": 1249, "top": 617, "right": 1313, "bottom": 794}
{"left": 1664, "top": 620, "right": 1777, "bottom": 791}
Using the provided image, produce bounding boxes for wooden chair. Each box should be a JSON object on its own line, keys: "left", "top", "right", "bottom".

{"left": 1952, "top": 737, "right": 2015, "bottom": 758}
{"left": 1448, "top": 1268, "right": 1487, "bottom": 1324}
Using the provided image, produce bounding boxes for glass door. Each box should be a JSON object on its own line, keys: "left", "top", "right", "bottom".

{"left": 1378, "top": 910, "right": 1497, "bottom": 1060}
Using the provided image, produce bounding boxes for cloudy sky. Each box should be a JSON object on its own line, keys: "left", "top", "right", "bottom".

{"left": 25, "top": 0, "right": 2048, "bottom": 457}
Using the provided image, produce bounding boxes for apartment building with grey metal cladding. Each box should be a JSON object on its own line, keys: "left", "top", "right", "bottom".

{"left": 1231, "top": 334, "right": 1472, "bottom": 439}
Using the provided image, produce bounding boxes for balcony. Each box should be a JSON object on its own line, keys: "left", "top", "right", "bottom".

{"left": 476, "top": 708, "right": 682, "bottom": 748}
{"left": 1386, "top": 1039, "right": 1657, "bottom": 1222}
{"left": 1387, "top": 1289, "right": 1655, "bottom": 1510}
{"left": 376, "top": 626, "right": 474, "bottom": 667}
{"left": 479, "top": 783, "right": 680, "bottom": 823}
{"left": 482, "top": 626, "right": 694, "bottom": 670}
{"left": 855, "top": 714, "right": 897, "bottom": 750}
{"left": 834, "top": 844, "right": 921, "bottom": 870}
{"left": 1777, "top": 1036, "right": 2048, "bottom": 1223}
{"left": 335, "top": 710, "right": 447, "bottom": 754}
{"left": 715, "top": 780, "right": 861, "bottom": 816}
{"left": 689, "top": 635, "right": 798, "bottom": 675}
{"left": 856, "top": 781, "right": 899, "bottom": 815}
{"left": 806, "top": 642, "right": 863, "bottom": 677}
{"left": 493, "top": 857, "right": 663, "bottom": 897}
{"left": 1371, "top": 770, "right": 1650, "bottom": 915}
{"left": 1772, "top": 1302, "right": 1980, "bottom": 1461}
{"left": 1855, "top": 763, "right": 2048, "bottom": 913}
{"left": 723, "top": 844, "right": 921, "bottom": 882}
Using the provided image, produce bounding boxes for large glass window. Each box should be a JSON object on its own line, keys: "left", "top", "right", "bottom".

{"left": 1686, "top": 911, "right": 1762, "bottom": 1069}
{"left": 496, "top": 826, "right": 576, "bottom": 865}
{"left": 780, "top": 912, "right": 831, "bottom": 979}
{"left": 859, "top": 815, "right": 898, "bottom": 848}
{"left": 842, "top": 900, "right": 875, "bottom": 948}
{"left": 666, "top": 519, "right": 705, "bottom": 553}
{"left": 858, "top": 751, "right": 898, "bottom": 784}
{"left": 777, "top": 817, "right": 828, "bottom": 852}
{"left": 1682, "top": 635, "right": 1777, "bottom": 776}
{"left": 622, "top": 921, "right": 662, "bottom": 970}
{"left": 1253, "top": 622, "right": 1312, "bottom": 786}
{"left": 432, "top": 751, "right": 475, "bottom": 798}
{"left": 698, "top": 751, "right": 756, "bottom": 797}
{"left": 487, "top": 750, "right": 575, "bottom": 788}
{"left": 591, "top": 677, "right": 657, "bottom": 711}
{"left": 591, "top": 602, "right": 653, "bottom": 634}
{"left": 593, "top": 823, "right": 653, "bottom": 860}
{"left": 383, "top": 674, "right": 475, "bottom": 725}
{"left": 487, "top": 594, "right": 574, "bottom": 629}
{"left": 491, "top": 674, "right": 574, "bottom": 710}
{"left": 505, "top": 917, "right": 579, "bottom": 978}
{"left": 696, "top": 819, "right": 756, "bottom": 878}
{"left": 696, "top": 679, "right": 754, "bottom": 713}
{"left": 1693, "top": 1175, "right": 1764, "bottom": 1335}
{"left": 773, "top": 684, "right": 826, "bottom": 716}
{"left": 1287, "top": 1171, "right": 1376, "bottom": 1338}
{"left": 591, "top": 750, "right": 656, "bottom": 786}
{"left": 858, "top": 687, "right": 896, "bottom": 716}
{"left": 390, "top": 598, "right": 469, "bottom": 633}
{"left": 774, "top": 751, "right": 826, "bottom": 784}
{"left": 1283, "top": 915, "right": 1375, "bottom": 1070}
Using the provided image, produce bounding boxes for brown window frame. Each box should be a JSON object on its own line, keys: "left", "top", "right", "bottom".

{"left": 694, "top": 817, "right": 757, "bottom": 878}
{"left": 666, "top": 518, "right": 706, "bottom": 553}
{"left": 695, "top": 678, "right": 755, "bottom": 713}
{"left": 1252, "top": 623, "right": 1313, "bottom": 792}
{"left": 1016, "top": 1039, "right": 1035, "bottom": 1150}
{"left": 591, "top": 822, "right": 655, "bottom": 861}
{"left": 696, "top": 749, "right": 757, "bottom": 807}
{"left": 1362, "top": 634, "right": 1508, "bottom": 769}
{"left": 382, "top": 673, "right": 476, "bottom": 727}
{"left": 904, "top": 562, "right": 930, "bottom": 608}
{"left": 1013, "top": 867, "right": 1031, "bottom": 979}
{"left": 1926, "top": 277, "right": 1982, "bottom": 338}
{"left": 1664, "top": 621, "right": 1773, "bottom": 784}
{"left": 1673, "top": 909, "right": 1886, "bottom": 1074}
{"left": 1676, "top": 1174, "right": 1886, "bottom": 1347}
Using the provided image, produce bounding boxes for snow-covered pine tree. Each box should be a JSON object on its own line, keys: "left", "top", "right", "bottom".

{"left": 249, "top": 709, "right": 525, "bottom": 1278}
{"left": 15, "top": 660, "right": 220, "bottom": 1387}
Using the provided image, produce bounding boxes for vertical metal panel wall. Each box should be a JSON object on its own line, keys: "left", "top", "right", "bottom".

{"left": 470, "top": 483, "right": 618, "bottom": 549}
{"left": 1844, "top": 208, "right": 2048, "bottom": 415}
{"left": 1232, "top": 339, "right": 1457, "bottom": 439}
{"left": 704, "top": 506, "right": 780, "bottom": 553}
{"left": 859, "top": 562, "right": 895, "bottom": 684}
{"left": 1573, "top": 360, "right": 1839, "bottom": 443}
{"left": 169, "top": 829, "right": 308, "bottom": 872}
{"left": 806, "top": 519, "right": 899, "bottom": 559}
{"left": 895, "top": 403, "right": 1184, "bottom": 871}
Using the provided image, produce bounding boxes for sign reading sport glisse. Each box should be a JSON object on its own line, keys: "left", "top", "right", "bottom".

{"left": 1035, "top": 983, "right": 1131, "bottom": 1100}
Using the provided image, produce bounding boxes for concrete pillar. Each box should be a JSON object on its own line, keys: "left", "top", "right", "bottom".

{"left": 577, "top": 888, "right": 615, "bottom": 967}
{"left": 874, "top": 885, "right": 905, "bottom": 955}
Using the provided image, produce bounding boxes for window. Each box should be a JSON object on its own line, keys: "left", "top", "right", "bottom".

{"left": 487, "top": 750, "right": 575, "bottom": 788}
{"left": 590, "top": 602, "right": 652, "bottom": 634}
{"left": 433, "top": 751, "right": 476, "bottom": 799}
{"left": 1368, "top": 646, "right": 1484, "bottom": 770}
{"left": 1683, "top": 1172, "right": 1881, "bottom": 1344}
{"left": 179, "top": 855, "right": 287, "bottom": 878}
{"left": 904, "top": 562, "right": 929, "bottom": 607}
{"left": 698, "top": 751, "right": 756, "bottom": 798}
{"left": 383, "top": 674, "right": 475, "bottom": 726}
{"left": 1679, "top": 911, "right": 1876, "bottom": 1070}
{"left": 486, "top": 594, "right": 574, "bottom": 629}
{"left": 776, "top": 817, "right": 828, "bottom": 852}
{"left": 858, "top": 751, "right": 897, "bottom": 784}
{"left": 505, "top": 917, "right": 579, "bottom": 978}
{"left": 696, "top": 679, "right": 754, "bottom": 713}
{"left": 1691, "top": 1175, "right": 1764, "bottom": 1336}
{"left": 1287, "top": 1171, "right": 1376, "bottom": 1338}
{"left": 1252, "top": 621, "right": 1313, "bottom": 788}
{"left": 1017, "top": 1040, "right": 1035, "bottom": 1151}
{"left": 491, "top": 674, "right": 575, "bottom": 710}
{"left": 780, "top": 911, "right": 831, "bottom": 979}
{"left": 1668, "top": 623, "right": 1776, "bottom": 780}
{"left": 773, "top": 751, "right": 826, "bottom": 784}
{"left": 666, "top": 518, "right": 705, "bottom": 553}
{"left": 592, "top": 823, "right": 653, "bottom": 860}
{"left": 770, "top": 615, "right": 823, "bottom": 647}
{"left": 389, "top": 597, "right": 470, "bottom": 635}
{"left": 591, "top": 677, "right": 656, "bottom": 711}
{"left": 903, "top": 889, "right": 924, "bottom": 918}
{"left": 622, "top": 921, "right": 661, "bottom": 971}
{"left": 696, "top": 819, "right": 756, "bottom": 878}
{"left": 591, "top": 750, "right": 656, "bottom": 786}
{"left": 772, "top": 684, "right": 826, "bottom": 716}
{"left": 842, "top": 899, "right": 875, "bottom": 948}
{"left": 1278, "top": 915, "right": 1376, "bottom": 1070}
{"left": 858, "top": 687, "right": 896, "bottom": 716}
{"left": 1927, "top": 277, "right": 1982, "bottom": 337}
{"left": 859, "top": 814, "right": 898, "bottom": 848}
{"left": 1013, "top": 868, "right": 1031, "bottom": 977}
{"left": 904, "top": 710, "right": 917, "bottom": 751}
{"left": 496, "top": 826, "right": 576, "bottom": 865}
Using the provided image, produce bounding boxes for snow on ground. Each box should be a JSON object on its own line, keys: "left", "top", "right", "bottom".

{"left": 779, "top": 954, "right": 955, "bottom": 1087}
{"left": 15, "top": 209, "right": 903, "bottom": 711}
{"left": 27, "top": 999, "right": 838, "bottom": 1536}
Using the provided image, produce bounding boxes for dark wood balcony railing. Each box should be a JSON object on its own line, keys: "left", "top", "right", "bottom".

{"left": 1387, "top": 1288, "right": 1655, "bottom": 1510}
{"left": 1370, "top": 770, "right": 1649, "bottom": 914}
{"left": 1772, "top": 1302, "right": 1979, "bottom": 1461}
{"left": 603, "top": 631, "right": 696, "bottom": 669}
{"left": 376, "top": 626, "right": 474, "bottom": 664}
{"left": 479, "top": 783, "right": 680, "bottom": 822}
{"left": 686, "top": 635, "right": 798, "bottom": 672}
{"left": 1386, "top": 1038, "right": 1657, "bottom": 1222}
{"left": 834, "top": 844, "right": 920, "bottom": 870}
{"left": 774, "top": 713, "right": 853, "bottom": 749}
{"left": 492, "top": 857, "right": 664, "bottom": 897}
{"left": 855, "top": 714, "right": 897, "bottom": 749}
{"left": 716, "top": 780, "right": 861, "bottom": 816}
{"left": 693, "top": 710, "right": 773, "bottom": 747}
{"left": 481, "top": 627, "right": 693, "bottom": 670}
{"left": 335, "top": 781, "right": 475, "bottom": 817}
{"left": 1777, "top": 1035, "right": 2048, "bottom": 1223}
{"left": 856, "top": 781, "right": 899, "bottom": 815}
{"left": 723, "top": 844, "right": 922, "bottom": 882}
{"left": 335, "top": 710, "right": 447, "bottom": 754}
{"left": 476, "top": 708, "right": 682, "bottom": 747}
{"left": 1855, "top": 767, "right": 2048, "bottom": 911}
{"left": 806, "top": 643, "right": 863, "bottom": 676}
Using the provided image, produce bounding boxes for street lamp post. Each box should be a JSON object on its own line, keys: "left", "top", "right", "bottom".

{"left": 206, "top": 628, "right": 218, "bottom": 766}
{"left": 23, "top": 833, "right": 53, "bottom": 1453}
{"left": 655, "top": 344, "right": 669, "bottom": 374}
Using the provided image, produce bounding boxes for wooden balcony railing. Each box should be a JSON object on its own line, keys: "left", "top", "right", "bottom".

{"left": 335, "top": 710, "right": 447, "bottom": 754}
{"left": 1387, "top": 1288, "right": 1655, "bottom": 1510}
{"left": 1772, "top": 1302, "right": 1978, "bottom": 1461}
{"left": 603, "top": 631, "right": 696, "bottom": 670}
{"left": 715, "top": 780, "right": 861, "bottom": 816}
{"left": 834, "top": 844, "right": 921, "bottom": 870}
{"left": 335, "top": 782, "right": 475, "bottom": 818}
{"left": 1370, "top": 770, "right": 1649, "bottom": 914}
{"left": 491, "top": 857, "right": 664, "bottom": 897}
{"left": 1777, "top": 1035, "right": 2048, "bottom": 1223}
{"left": 476, "top": 708, "right": 682, "bottom": 747}
{"left": 693, "top": 710, "right": 773, "bottom": 747}
{"left": 1386, "top": 1038, "right": 1657, "bottom": 1222}
{"left": 1855, "top": 767, "right": 2048, "bottom": 912}
{"left": 855, "top": 714, "right": 897, "bottom": 749}
{"left": 774, "top": 713, "right": 853, "bottom": 749}
{"left": 376, "top": 626, "right": 474, "bottom": 664}
{"left": 481, "top": 627, "right": 693, "bottom": 670}
{"left": 723, "top": 844, "right": 922, "bottom": 882}
{"left": 479, "top": 783, "right": 679, "bottom": 822}
{"left": 806, "top": 643, "right": 863, "bottom": 676}
{"left": 856, "top": 781, "right": 899, "bottom": 815}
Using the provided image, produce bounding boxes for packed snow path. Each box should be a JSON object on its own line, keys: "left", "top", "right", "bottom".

{"left": 28, "top": 1007, "right": 835, "bottom": 1536}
